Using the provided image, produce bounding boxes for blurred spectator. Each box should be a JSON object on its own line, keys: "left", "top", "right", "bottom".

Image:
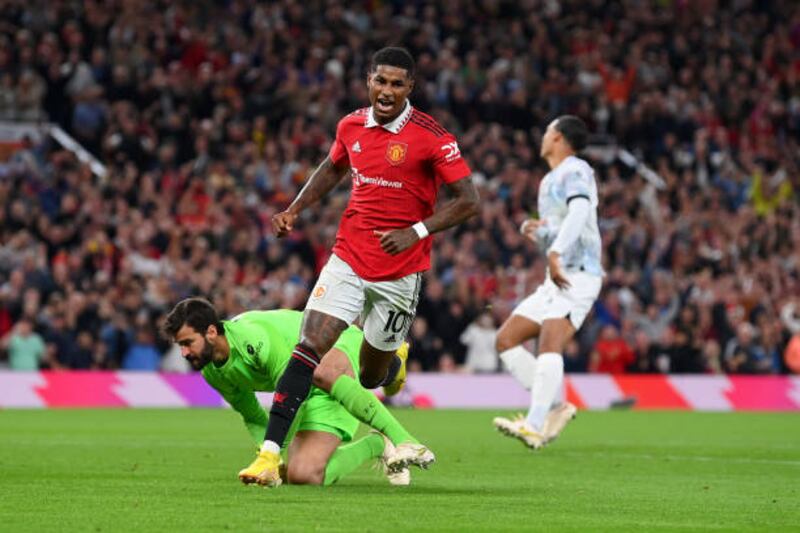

{"left": 669, "top": 327, "right": 703, "bottom": 373}
{"left": 98, "top": 311, "right": 132, "bottom": 369}
{"left": 589, "top": 325, "right": 635, "bottom": 374}
{"left": 1, "top": 317, "right": 46, "bottom": 370}
{"left": 701, "top": 340, "right": 724, "bottom": 374}
{"left": 459, "top": 311, "right": 498, "bottom": 373}
{"left": 437, "top": 353, "right": 459, "bottom": 373}
{"left": 407, "top": 316, "right": 441, "bottom": 372}
{"left": 67, "top": 330, "right": 98, "bottom": 370}
{"left": 785, "top": 335, "right": 800, "bottom": 374}
{"left": 781, "top": 300, "right": 800, "bottom": 335}
{"left": 628, "top": 330, "right": 655, "bottom": 373}
{"left": 122, "top": 328, "right": 161, "bottom": 371}
{"left": 723, "top": 323, "right": 772, "bottom": 374}
{"left": 628, "top": 297, "right": 679, "bottom": 343}
{"left": 43, "top": 314, "right": 74, "bottom": 370}
{"left": 562, "top": 338, "right": 587, "bottom": 373}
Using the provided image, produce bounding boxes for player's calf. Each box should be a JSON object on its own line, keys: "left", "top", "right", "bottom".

{"left": 358, "top": 341, "right": 397, "bottom": 388}
{"left": 264, "top": 344, "right": 320, "bottom": 451}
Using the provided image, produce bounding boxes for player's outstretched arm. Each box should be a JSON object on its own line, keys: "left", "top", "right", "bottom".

{"left": 375, "top": 176, "right": 479, "bottom": 255}
{"left": 272, "top": 156, "right": 350, "bottom": 237}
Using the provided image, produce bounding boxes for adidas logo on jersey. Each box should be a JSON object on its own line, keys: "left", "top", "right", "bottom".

{"left": 352, "top": 141, "right": 361, "bottom": 153}
{"left": 382, "top": 334, "right": 397, "bottom": 344}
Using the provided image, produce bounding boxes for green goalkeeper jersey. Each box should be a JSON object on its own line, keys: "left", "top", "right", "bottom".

{"left": 201, "top": 309, "right": 363, "bottom": 445}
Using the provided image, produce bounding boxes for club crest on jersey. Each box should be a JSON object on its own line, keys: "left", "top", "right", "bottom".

{"left": 385, "top": 141, "right": 408, "bottom": 166}
{"left": 312, "top": 285, "right": 327, "bottom": 299}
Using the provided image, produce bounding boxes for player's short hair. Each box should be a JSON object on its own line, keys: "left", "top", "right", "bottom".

{"left": 370, "top": 47, "right": 415, "bottom": 79}
{"left": 555, "top": 115, "right": 589, "bottom": 152}
{"left": 162, "top": 297, "right": 224, "bottom": 339}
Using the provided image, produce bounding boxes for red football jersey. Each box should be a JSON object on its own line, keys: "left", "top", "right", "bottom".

{"left": 328, "top": 102, "right": 471, "bottom": 281}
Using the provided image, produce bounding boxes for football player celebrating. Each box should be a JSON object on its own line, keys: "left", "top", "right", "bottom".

{"left": 250, "top": 47, "right": 479, "bottom": 486}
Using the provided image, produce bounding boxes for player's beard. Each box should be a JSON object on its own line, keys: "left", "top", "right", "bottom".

{"left": 188, "top": 338, "right": 215, "bottom": 371}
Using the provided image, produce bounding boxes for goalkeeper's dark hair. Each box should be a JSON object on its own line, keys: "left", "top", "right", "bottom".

{"left": 370, "top": 47, "right": 415, "bottom": 79}
{"left": 162, "top": 297, "right": 225, "bottom": 339}
{"left": 555, "top": 115, "right": 589, "bottom": 152}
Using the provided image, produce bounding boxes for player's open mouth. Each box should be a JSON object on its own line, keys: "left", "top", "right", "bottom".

{"left": 376, "top": 99, "right": 394, "bottom": 113}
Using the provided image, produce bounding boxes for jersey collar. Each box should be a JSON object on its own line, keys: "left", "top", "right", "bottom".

{"left": 365, "top": 100, "right": 413, "bottom": 134}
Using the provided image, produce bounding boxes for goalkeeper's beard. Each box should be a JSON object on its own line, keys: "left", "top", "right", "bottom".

{"left": 188, "top": 338, "right": 215, "bottom": 371}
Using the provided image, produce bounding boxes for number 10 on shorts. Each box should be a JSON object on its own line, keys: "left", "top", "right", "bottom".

{"left": 384, "top": 310, "right": 410, "bottom": 333}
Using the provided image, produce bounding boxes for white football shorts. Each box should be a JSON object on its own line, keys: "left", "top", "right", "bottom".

{"left": 305, "top": 254, "right": 422, "bottom": 351}
{"left": 512, "top": 270, "right": 602, "bottom": 330}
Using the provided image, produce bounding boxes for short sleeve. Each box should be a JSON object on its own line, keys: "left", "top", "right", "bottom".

{"left": 431, "top": 133, "right": 471, "bottom": 184}
{"left": 224, "top": 318, "right": 273, "bottom": 378}
{"left": 328, "top": 119, "right": 350, "bottom": 167}
{"left": 563, "top": 170, "right": 592, "bottom": 202}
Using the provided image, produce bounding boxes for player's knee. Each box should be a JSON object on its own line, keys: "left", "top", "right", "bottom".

{"left": 312, "top": 364, "right": 340, "bottom": 392}
{"left": 495, "top": 332, "right": 515, "bottom": 354}
{"left": 286, "top": 462, "right": 324, "bottom": 486}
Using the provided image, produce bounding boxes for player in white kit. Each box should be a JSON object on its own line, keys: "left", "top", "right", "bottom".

{"left": 493, "top": 116, "right": 603, "bottom": 449}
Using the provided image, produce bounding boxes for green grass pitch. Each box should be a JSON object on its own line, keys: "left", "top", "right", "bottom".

{"left": 1, "top": 408, "right": 798, "bottom": 531}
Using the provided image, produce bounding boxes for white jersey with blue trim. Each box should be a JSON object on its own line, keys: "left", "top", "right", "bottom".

{"left": 537, "top": 155, "right": 603, "bottom": 276}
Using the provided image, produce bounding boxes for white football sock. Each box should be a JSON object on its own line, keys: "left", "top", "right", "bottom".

{"left": 526, "top": 352, "right": 564, "bottom": 432}
{"left": 261, "top": 440, "right": 280, "bottom": 454}
{"left": 552, "top": 381, "right": 565, "bottom": 409}
{"left": 499, "top": 346, "right": 537, "bottom": 390}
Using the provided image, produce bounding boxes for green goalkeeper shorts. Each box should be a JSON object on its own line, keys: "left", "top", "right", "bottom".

{"left": 286, "top": 324, "right": 363, "bottom": 443}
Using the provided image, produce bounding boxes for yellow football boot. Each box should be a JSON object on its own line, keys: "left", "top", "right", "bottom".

{"left": 238, "top": 449, "right": 282, "bottom": 487}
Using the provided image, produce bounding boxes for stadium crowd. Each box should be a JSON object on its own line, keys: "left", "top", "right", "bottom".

{"left": 1, "top": 0, "right": 799, "bottom": 374}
